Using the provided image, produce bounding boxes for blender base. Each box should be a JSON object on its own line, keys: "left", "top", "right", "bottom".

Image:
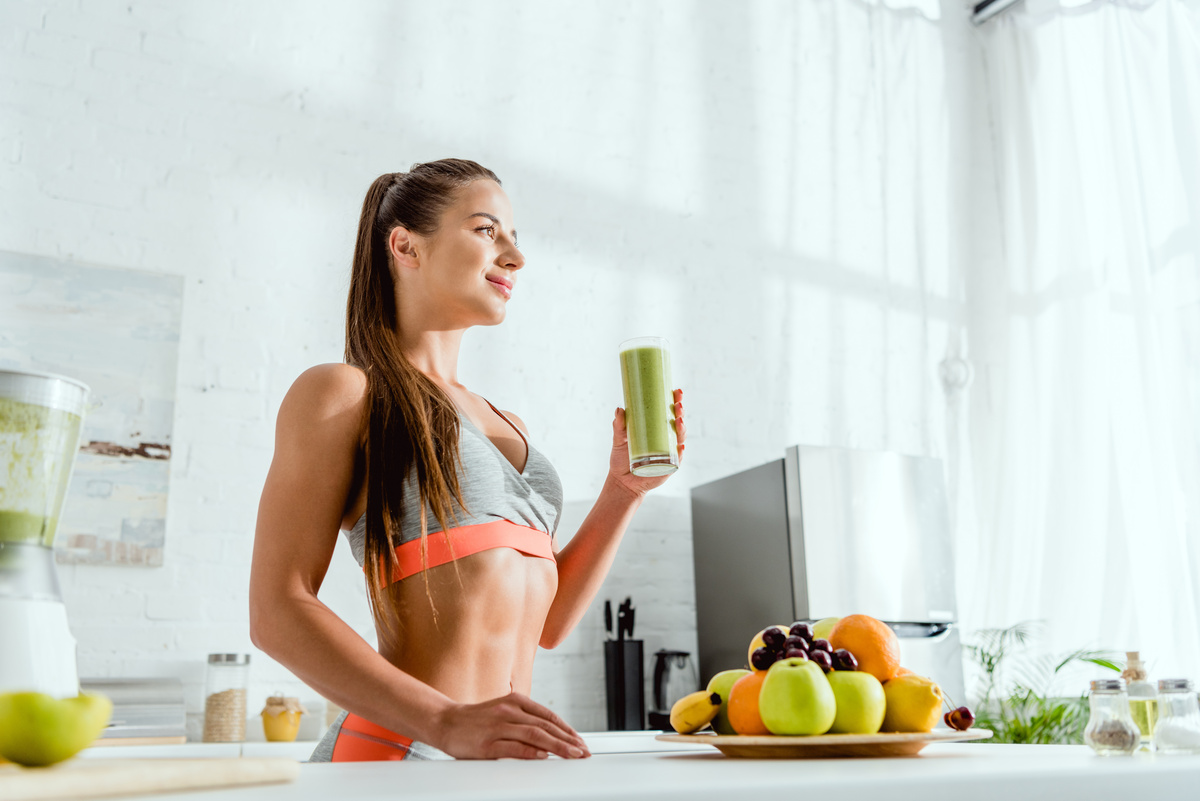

{"left": 0, "top": 596, "right": 79, "bottom": 697}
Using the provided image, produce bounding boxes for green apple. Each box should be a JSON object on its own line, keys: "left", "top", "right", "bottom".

{"left": 705, "top": 669, "right": 752, "bottom": 735}
{"left": 0, "top": 691, "right": 113, "bottom": 767}
{"left": 758, "top": 657, "right": 836, "bottom": 736}
{"left": 812, "top": 617, "right": 841, "bottom": 641}
{"left": 826, "top": 670, "right": 885, "bottom": 734}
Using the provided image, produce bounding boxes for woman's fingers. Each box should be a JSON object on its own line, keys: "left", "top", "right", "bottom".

{"left": 441, "top": 693, "right": 589, "bottom": 760}
{"left": 509, "top": 693, "right": 589, "bottom": 753}
{"left": 490, "top": 740, "right": 550, "bottom": 760}
{"left": 612, "top": 407, "right": 627, "bottom": 444}
{"left": 673, "top": 389, "right": 686, "bottom": 455}
{"left": 509, "top": 723, "right": 586, "bottom": 758}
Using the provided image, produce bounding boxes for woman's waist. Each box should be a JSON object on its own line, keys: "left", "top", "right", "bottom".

{"left": 380, "top": 547, "right": 556, "bottom": 696}
{"left": 380, "top": 641, "right": 535, "bottom": 702}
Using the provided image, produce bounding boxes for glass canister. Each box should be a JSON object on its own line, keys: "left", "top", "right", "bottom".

{"left": 202, "top": 653, "right": 250, "bottom": 742}
{"left": 1153, "top": 679, "right": 1200, "bottom": 754}
{"left": 1083, "top": 678, "right": 1140, "bottom": 755}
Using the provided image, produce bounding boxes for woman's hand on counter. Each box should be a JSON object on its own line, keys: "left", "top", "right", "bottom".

{"left": 433, "top": 692, "right": 590, "bottom": 760}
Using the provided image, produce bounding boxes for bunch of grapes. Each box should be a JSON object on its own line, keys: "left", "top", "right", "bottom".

{"left": 750, "top": 622, "right": 861, "bottom": 674}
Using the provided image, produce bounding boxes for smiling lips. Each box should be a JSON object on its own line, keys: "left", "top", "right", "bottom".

{"left": 487, "top": 275, "right": 513, "bottom": 299}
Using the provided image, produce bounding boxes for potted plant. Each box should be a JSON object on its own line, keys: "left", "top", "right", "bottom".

{"left": 966, "top": 621, "right": 1122, "bottom": 744}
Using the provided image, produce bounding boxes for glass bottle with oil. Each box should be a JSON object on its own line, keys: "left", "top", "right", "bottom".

{"left": 1122, "top": 651, "right": 1157, "bottom": 747}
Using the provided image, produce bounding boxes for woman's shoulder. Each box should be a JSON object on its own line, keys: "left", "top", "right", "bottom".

{"left": 498, "top": 408, "right": 530, "bottom": 438}
{"left": 277, "top": 363, "right": 369, "bottom": 428}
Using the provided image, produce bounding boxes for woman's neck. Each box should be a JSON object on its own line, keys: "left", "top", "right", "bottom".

{"left": 398, "top": 327, "right": 465, "bottom": 386}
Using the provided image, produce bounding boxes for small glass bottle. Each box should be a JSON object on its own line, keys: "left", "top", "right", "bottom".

{"left": 1083, "top": 679, "right": 1140, "bottom": 755}
{"left": 1121, "top": 651, "right": 1157, "bottom": 746}
{"left": 1154, "top": 679, "right": 1200, "bottom": 754}
{"left": 203, "top": 653, "right": 250, "bottom": 743}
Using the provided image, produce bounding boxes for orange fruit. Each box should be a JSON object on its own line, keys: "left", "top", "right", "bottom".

{"left": 726, "top": 671, "right": 771, "bottom": 735}
{"left": 894, "top": 666, "right": 914, "bottom": 678}
{"left": 828, "top": 614, "right": 901, "bottom": 683}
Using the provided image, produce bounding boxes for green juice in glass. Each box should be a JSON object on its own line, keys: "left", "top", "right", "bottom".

{"left": 619, "top": 337, "right": 679, "bottom": 477}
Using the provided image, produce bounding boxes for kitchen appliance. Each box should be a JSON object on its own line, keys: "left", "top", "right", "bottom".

{"left": 689, "top": 445, "right": 966, "bottom": 708}
{"left": 647, "top": 650, "right": 698, "bottom": 731}
{"left": 0, "top": 369, "right": 89, "bottom": 697}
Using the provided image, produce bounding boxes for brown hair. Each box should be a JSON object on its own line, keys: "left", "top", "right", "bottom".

{"left": 345, "top": 158, "right": 501, "bottom": 637}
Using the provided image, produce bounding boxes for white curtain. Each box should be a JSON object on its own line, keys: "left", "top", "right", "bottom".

{"left": 962, "top": 0, "right": 1200, "bottom": 682}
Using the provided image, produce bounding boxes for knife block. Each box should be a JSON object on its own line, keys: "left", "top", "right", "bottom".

{"left": 604, "top": 639, "right": 644, "bottom": 730}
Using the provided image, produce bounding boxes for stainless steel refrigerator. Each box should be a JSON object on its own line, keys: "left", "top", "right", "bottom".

{"left": 689, "top": 445, "right": 966, "bottom": 708}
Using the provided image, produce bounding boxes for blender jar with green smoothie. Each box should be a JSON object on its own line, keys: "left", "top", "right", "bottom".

{"left": 0, "top": 369, "right": 89, "bottom": 697}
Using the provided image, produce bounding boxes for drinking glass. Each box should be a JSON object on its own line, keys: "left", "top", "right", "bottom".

{"left": 619, "top": 337, "right": 679, "bottom": 477}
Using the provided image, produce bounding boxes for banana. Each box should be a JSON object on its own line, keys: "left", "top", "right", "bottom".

{"left": 669, "top": 690, "right": 722, "bottom": 734}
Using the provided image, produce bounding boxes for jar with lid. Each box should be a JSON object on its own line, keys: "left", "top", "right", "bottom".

{"left": 1154, "top": 679, "right": 1200, "bottom": 754}
{"left": 261, "top": 695, "right": 308, "bottom": 742}
{"left": 1083, "top": 678, "right": 1140, "bottom": 755}
{"left": 203, "top": 653, "right": 250, "bottom": 743}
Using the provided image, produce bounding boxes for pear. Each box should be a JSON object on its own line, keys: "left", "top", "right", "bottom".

{"left": 0, "top": 691, "right": 113, "bottom": 766}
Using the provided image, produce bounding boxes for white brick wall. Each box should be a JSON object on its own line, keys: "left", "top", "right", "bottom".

{"left": 1, "top": 0, "right": 970, "bottom": 738}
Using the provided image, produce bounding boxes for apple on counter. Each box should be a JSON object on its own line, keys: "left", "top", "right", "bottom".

{"left": 0, "top": 691, "right": 113, "bottom": 767}
{"left": 826, "top": 670, "right": 885, "bottom": 734}
{"left": 705, "top": 669, "right": 752, "bottom": 735}
{"left": 758, "top": 658, "right": 836, "bottom": 736}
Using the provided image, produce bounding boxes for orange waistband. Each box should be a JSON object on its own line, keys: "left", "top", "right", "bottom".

{"left": 331, "top": 713, "right": 414, "bottom": 762}
{"left": 383, "top": 519, "right": 555, "bottom": 584}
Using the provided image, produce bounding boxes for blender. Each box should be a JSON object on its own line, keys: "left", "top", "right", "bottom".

{"left": 0, "top": 368, "right": 89, "bottom": 697}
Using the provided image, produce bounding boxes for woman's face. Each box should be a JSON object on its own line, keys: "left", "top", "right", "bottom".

{"left": 401, "top": 179, "right": 524, "bottom": 328}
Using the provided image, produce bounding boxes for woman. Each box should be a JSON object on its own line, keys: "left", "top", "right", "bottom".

{"left": 249, "top": 159, "right": 686, "bottom": 761}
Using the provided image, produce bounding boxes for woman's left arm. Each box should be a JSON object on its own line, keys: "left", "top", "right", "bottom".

{"left": 539, "top": 389, "right": 686, "bottom": 649}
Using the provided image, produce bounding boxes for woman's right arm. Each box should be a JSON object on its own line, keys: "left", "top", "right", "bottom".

{"left": 249, "top": 364, "right": 587, "bottom": 760}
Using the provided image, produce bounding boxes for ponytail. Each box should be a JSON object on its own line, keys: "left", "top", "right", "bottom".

{"left": 346, "top": 160, "right": 501, "bottom": 639}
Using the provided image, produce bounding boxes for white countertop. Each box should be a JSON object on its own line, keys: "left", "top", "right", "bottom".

{"left": 79, "top": 735, "right": 1200, "bottom": 801}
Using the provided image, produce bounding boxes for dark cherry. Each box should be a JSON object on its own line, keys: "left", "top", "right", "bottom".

{"left": 750, "top": 647, "right": 775, "bottom": 671}
{"left": 810, "top": 638, "right": 832, "bottom": 654}
{"left": 761, "top": 627, "right": 787, "bottom": 650}
{"left": 949, "top": 706, "right": 975, "bottom": 731}
{"left": 831, "top": 649, "right": 858, "bottom": 671}
{"left": 944, "top": 712, "right": 954, "bottom": 728}
{"left": 783, "top": 636, "right": 809, "bottom": 653}
{"left": 783, "top": 648, "right": 809, "bottom": 661}
{"left": 789, "top": 622, "right": 814, "bottom": 642}
{"left": 809, "top": 650, "right": 833, "bottom": 673}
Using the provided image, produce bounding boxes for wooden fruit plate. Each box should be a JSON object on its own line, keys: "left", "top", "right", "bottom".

{"left": 656, "top": 729, "right": 993, "bottom": 758}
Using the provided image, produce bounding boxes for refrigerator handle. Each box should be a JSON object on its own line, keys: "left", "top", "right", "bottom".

{"left": 889, "top": 622, "right": 953, "bottom": 640}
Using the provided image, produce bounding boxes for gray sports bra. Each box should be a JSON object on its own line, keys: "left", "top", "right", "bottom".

{"left": 341, "top": 400, "right": 563, "bottom": 568}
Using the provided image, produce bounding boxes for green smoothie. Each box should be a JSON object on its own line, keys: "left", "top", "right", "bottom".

{"left": 619, "top": 338, "right": 679, "bottom": 477}
{"left": 0, "top": 396, "right": 82, "bottom": 546}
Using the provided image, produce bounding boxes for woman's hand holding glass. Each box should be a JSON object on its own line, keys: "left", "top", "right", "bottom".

{"left": 609, "top": 388, "right": 686, "bottom": 497}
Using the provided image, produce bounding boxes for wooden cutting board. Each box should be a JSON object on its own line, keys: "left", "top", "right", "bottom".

{"left": 0, "top": 757, "right": 299, "bottom": 801}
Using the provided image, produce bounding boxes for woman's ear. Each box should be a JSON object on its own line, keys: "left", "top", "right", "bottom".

{"left": 388, "top": 226, "right": 420, "bottom": 271}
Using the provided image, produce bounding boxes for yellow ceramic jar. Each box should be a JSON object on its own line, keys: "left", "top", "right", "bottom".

{"left": 260, "top": 696, "right": 306, "bottom": 742}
